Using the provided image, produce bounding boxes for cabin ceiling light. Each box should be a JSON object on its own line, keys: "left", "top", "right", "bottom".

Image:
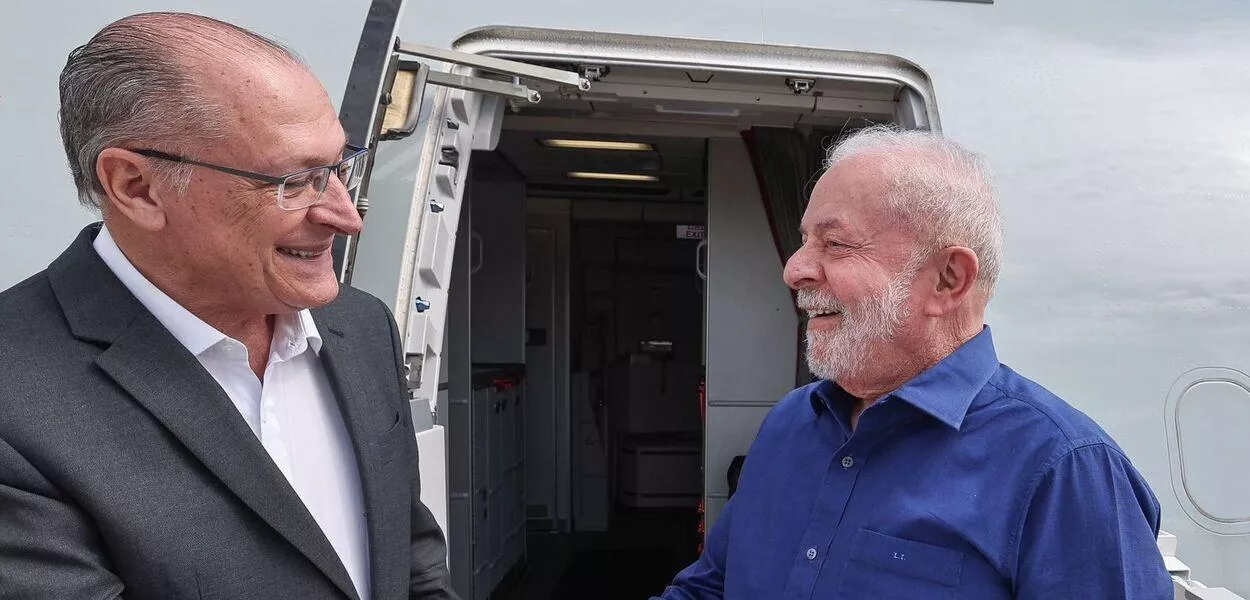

{"left": 540, "top": 139, "right": 655, "bottom": 151}
{"left": 566, "top": 171, "right": 658, "bottom": 182}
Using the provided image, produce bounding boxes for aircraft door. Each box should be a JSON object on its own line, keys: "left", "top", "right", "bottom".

{"left": 330, "top": 4, "right": 590, "bottom": 585}
{"left": 331, "top": 1, "right": 588, "bottom": 426}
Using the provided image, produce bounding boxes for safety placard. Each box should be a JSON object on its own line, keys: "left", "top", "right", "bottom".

{"left": 676, "top": 224, "right": 705, "bottom": 240}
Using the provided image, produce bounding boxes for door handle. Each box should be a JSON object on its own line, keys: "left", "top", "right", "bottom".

{"left": 470, "top": 231, "right": 484, "bottom": 275}
{"left": 695, "top": 239, "right": 708, "bottom": 281}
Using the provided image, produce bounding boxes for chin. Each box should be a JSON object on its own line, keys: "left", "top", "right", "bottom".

{"left": 276, "top": 280, "right": 342, "bottom": 311}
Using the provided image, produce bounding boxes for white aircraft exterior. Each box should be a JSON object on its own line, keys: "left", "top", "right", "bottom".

{"left": 3, "top": 0, "right": 1249, "bottom": 597}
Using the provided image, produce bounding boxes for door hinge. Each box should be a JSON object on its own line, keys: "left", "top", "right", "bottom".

{"left": 397, "top": 41, "right": 590, "bottom": 91}
{"left": 377, "top": 41, "right": 591, "bottom": 142}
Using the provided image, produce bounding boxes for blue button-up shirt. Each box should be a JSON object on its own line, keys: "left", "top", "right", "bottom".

{"left": 655, "top": 327, "right": 1172, "bottom": 599}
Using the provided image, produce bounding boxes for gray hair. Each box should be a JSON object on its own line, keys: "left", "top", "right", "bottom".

{"left": 825, "top": 125, "right": 1004, "bottom": 294}
{"left": 58, "top": 12, "right": 305, "bottom": 209}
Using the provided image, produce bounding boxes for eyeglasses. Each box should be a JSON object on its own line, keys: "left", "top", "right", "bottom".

{"left": 131, "top": 144, "right": 369, "bottom": 211}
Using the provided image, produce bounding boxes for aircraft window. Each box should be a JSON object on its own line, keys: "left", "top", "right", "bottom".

{"left": 1166, "top": 367, "right": 1250, "bottom": 535}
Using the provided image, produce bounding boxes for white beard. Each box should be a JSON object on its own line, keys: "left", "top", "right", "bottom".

{"left": 799, "top": 259, "right": 922, "bottom": 382}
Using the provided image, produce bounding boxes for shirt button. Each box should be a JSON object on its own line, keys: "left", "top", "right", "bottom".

{"left": 841, "top": 456, "right": 855, "bottom": 469}
{"left": 806, "top": 548, "right": 817, "bottom": 560}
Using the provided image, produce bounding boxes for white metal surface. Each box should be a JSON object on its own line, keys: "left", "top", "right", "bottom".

{"left": 7, "top": 1, "right": 1250, "bottom": 594}
{"left": 417, "top": 425, "right": 449, "bottom": 540}
{"left": 702, "top": 137, "right": 799, "bottom": 528}
{"left": 1161, "top": 531, "right": 1249, "bottom": 600}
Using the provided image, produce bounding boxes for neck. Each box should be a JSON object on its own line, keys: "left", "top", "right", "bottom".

{"left": 109, "top": 222, "right": 276, "bottom": 378}
{"left": 839, "top": 314, "right": 983, "bottom": 427}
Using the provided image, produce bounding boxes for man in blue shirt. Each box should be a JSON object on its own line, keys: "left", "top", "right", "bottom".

{"left": 653, "top": 126, "right": 1172, "bottom": 599}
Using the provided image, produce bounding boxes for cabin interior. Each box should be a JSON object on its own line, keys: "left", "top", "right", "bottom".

{"left": 439, "top": 61, "right": 900, "bottom": 599}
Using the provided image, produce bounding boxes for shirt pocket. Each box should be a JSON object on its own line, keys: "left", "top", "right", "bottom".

{"left": 835, "top": 528, "right": 965, "bottom": 600}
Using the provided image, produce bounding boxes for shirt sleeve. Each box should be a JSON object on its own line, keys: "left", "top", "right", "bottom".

{"left": 1013, "top": 442, "right": 1173, "bottom": 599}
{"left": 650, "top": 495, "right": 734, "bottom": 600}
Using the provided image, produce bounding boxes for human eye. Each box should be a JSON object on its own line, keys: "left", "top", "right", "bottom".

{"left": 284, "top": 172, "right": 316, "bottom": 189}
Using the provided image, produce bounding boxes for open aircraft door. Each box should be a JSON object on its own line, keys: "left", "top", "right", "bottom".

{"left": 332, "top": 3, "right": 588, "bottom": 424}
{"left": 327, "top": 0, "right": 590, "bottom": 556}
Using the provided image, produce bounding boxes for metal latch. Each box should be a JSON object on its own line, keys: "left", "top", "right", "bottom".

{"left": 579, "top": 64, "right": 609, "bottom": 82}
{"left": 404, "top": 355, "right": 422, "bottom": 390}
{"left": 786, "top": 78, "right": 815, "bottom": 94}
{"left": 439, "top": 146, "right": 460, "bottom": 169}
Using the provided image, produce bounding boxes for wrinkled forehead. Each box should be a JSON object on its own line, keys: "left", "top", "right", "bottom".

{"left": 194, "top": 58, "right": 345, "bottom": 169}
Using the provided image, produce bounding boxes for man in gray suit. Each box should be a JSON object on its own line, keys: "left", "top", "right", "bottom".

{"left": 0, "top": 12, "right": 458, "bottom": 600}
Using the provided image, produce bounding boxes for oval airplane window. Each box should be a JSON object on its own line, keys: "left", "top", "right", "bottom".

{"left": 1165, "top": 367, "right": 1250, "bottom": 534}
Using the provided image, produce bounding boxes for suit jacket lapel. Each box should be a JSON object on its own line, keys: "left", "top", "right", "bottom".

{"left": 48, "top": 224, "right": 361, "bottom": 600}
{"left": 313, "top": 313, "right": 400, "bottom": 599}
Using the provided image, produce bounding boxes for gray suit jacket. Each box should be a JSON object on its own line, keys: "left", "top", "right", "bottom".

{"left": 0, "top": 223, "right": 459, "bottom": 600}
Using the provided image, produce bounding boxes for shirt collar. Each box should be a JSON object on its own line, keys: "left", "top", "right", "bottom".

{"left": 275, "top": 308, "right": 324, "bottom": 358}
{"left": 811, "top": 326, "right": 1000, "bottom": 430}
{"left": 93, "top": 224, "right": 322, "bottom": 358}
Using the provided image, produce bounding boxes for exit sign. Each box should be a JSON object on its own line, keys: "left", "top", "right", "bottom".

{"left": 676, "top": 225, "right": 705, "bottom": 240}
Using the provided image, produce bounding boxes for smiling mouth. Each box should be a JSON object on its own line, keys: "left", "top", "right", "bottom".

{"left": 804, "top": 309, "right": 843, "bottom": 319}
{"left": 277, "top": 247, "right": 327, "bottom": 259}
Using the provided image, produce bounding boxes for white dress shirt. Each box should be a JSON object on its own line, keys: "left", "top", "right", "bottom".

{"left": 94, "top": 225, "right": 371, "bottom": 600}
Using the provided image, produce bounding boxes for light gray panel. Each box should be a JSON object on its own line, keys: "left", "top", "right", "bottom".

{"left": 703, "top": 138, "right": 797, "bottom": 537}
{"left": 523, "top": 226, "right": 558, "bottom": 520}
{"left": 521, "top": 210, "right": 574, "bottom": 527}
{"left": 469, "top": 175, "right": 527, "bottom": 364}
{"left": 345, "top": 93, "right": 439, "bottom": 311}
{"left": 703, "top": 405, "right": 773, "bottom": 498}
{"left": 704, "top": 496, "right": 728, "bottom": 536}
{"left": 705, "top": 138, "right": 798, "bottom": 404}
{"left": 446, "top": 189, "right": 473, "bottom": 491}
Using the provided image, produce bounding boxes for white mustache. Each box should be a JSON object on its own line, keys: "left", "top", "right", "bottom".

{"left": 795, "top": 288, "right": 844, "bottom": 314}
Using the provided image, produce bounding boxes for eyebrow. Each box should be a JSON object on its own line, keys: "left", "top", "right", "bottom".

{"left": 284, "top": 149, "right": 342, "bottom": 172}
{"left": 799, "top": 218, "right": 844, "bottom": 236}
